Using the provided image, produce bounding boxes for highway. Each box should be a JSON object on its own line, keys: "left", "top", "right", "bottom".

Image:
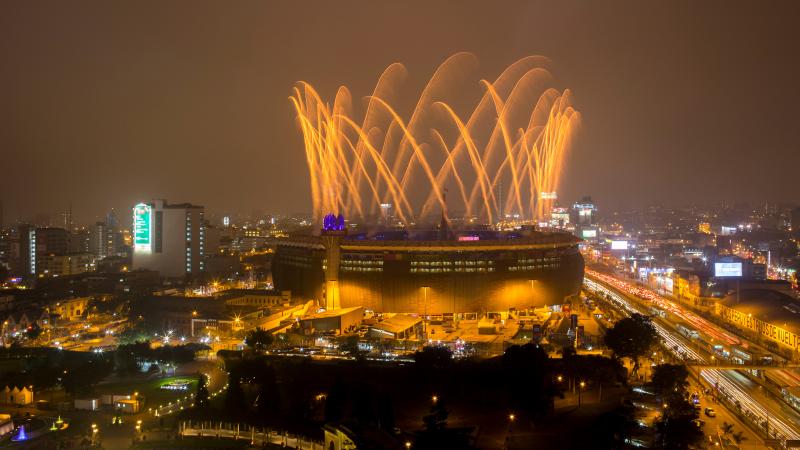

{"left": 584, "top": 273, "right": 800, "bottom": 445}
{"left": 701, "top": 368, "right": 800, "bottom": 442}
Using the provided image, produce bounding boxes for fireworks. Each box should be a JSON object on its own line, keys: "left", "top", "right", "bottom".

{"left": 291, "top": 52, "right": 579, "bottom": 227}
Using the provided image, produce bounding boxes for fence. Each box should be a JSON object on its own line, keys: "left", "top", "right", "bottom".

{"left": 178, "top": 421, "right": 322, "bottom": 449}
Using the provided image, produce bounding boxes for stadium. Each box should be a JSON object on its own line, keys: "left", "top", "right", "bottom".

{"left": 275, "top": 55, "right": 584, "bottom": 316}
{"left": 272, "top": 224, "right": 584, "bottom": 316}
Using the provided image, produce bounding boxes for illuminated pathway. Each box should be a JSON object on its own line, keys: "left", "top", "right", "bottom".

{"left": 585, "top": 275, "right": 800, "bottom": 444}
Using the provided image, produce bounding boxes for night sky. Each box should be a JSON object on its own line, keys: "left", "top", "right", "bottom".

{"left": 2, "top": 1, "right": 799, "bottom": 224}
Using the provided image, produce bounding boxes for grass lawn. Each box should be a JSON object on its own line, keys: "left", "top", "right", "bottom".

{"left": 95, "top": 376, "right": 199, "bottom": 409}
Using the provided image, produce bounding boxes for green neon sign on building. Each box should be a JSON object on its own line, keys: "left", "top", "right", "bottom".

{"left": 133, "top": 203, "right": 152, "bottom": 252}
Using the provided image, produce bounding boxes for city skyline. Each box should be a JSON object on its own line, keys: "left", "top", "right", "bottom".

{"left": 0, "top": 3, "right": 799, "bottom": 448}
{"left": 2, "top": 1, "right": 799, "bottom": 223}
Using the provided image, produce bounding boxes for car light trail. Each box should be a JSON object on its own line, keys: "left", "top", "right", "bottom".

{"left": 702, "top": 369, "right": 800, "bottom": 441}
{"left": 586, "top": 273, "right": 800, "bottom": 444}
{"left": 586, "top": 270, "right": 740, "bottom": 346}
{"left": 584, "top": 278, "right": 704, "bottom": 362}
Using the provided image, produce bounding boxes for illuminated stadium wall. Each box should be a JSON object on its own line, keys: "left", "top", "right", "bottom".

{"left": 273, "top": 232, "right": 584, "bottom": 314}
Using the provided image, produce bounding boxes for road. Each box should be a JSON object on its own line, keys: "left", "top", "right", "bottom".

{"left": 685, "top": 375, "right": 762, "bottom": 448}
{"left": 585, "top": 273, "right": 800, "bottom": 446}
{"left": 702, "top": 368, "right": 800, "bottom": 442}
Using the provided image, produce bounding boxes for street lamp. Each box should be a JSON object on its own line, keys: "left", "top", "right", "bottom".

{"left": 431, "top": 395, "right": 438, "bottom": 404}
{"left": 405, "top": 442, "right": 412, "bottom": 449}
{"left": 578, "top": 381, "right": 586, "bottom": 406}
{"left": 508, "top": 413, "right": 515, "bottom": 421}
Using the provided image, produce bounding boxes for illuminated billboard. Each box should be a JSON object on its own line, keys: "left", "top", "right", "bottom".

{"left": 133, "top": 203, "right": 152, "bottom": 253}
{"left": 715, "top": 262, "right": 742, "bottom": 277}
{"left": 540, "top": 191, "right": 558, "bottom": 200}
{"left": 610, "top": 240, "right": 628, "bottom": 250}
{"left": 581, "top": 229, "right": 597, "bottom": 238}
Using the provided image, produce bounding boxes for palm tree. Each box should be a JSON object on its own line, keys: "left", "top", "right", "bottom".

{"left": 720, "top": 421, "right": 734, "bottom": 436}
{"left": 731, "top": 431, "right": 747, "bottom": 446}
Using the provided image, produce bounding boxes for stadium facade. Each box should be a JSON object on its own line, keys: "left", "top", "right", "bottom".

{"left": 272, "top": 224, "right": 584, "bottom": 316}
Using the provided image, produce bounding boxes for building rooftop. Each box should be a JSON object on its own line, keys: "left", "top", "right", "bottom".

{"left": 370, "top": 314, "right": 422, "bottom": 334}
{"left": 303, "top": 306, "right": 363, "bottom": 320}
{"left": 720, "top": 289, "right": 800, "bottom": 333}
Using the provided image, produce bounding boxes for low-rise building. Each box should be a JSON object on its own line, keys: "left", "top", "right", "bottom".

{"left": 41, "top": 253, "right": 94, "bottom": 277}
{"left": 0, "top": 309, "right": 51, "bottom": 333}
{"left": 714, "top": 289, "right": 800, "bottom": 359}
{"left": 300, "top": 307, "right": 364, "bottom": 335}
{"left": 368, "top": 314, "right": 423, "bottom": 340}
{"left": 221, "top": 289, "right": 290, "bottom": 308}
{"left": 50, "top": 297, "right": 90, "bottom": 322}
{"left": 0, "top": 386, "right": 33, "bottom": 405}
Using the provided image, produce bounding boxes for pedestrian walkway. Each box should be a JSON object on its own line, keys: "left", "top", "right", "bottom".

{"left": 179, "top": 421, "right": 322, "bottom": 449}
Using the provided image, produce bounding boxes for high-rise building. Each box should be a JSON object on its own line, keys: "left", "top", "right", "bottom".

{"left": 13, "top": 225, "right": 69, "bottom": 276}
{"left": 88, "top": 209, "right": 125, "bottom": 260}
{"left": 132, "top": 200, "right": 205, "bottom": 277}
{"left": 572, "top": 196, "right": 597, "bottom": 226}
{"left": 0, "top": 228, "right": 10, "bottom": 272}
{"left": 90, "top": 221, "right": 110, "bottom": 259}
{"left": 792, "top": 207, "right": 800, "bottom": 240}
{"left": 549, "top": 207, "right": 570, "bottom": 229}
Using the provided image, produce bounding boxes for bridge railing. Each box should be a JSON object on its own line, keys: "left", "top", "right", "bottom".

{"left": 178, "top": 421, "right": 322, "bottom": 449}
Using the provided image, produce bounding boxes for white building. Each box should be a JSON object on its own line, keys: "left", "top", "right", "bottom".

{"left": 132, "top": 200, "right": 205, "bottom": 277}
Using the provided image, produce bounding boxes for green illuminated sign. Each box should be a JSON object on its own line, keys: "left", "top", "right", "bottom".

{"left": 133, "top": 203, "right": 152, "bottom": 252}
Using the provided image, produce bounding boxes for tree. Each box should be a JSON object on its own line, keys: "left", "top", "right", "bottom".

{"left": 324, "top": 376, "right": 346, "bottom": 423}
{"left": 655, "top": 410, "right": 704, "bottom": 450}
{"left": 413, "top": 346, "right": 453, "bottom": 371}
{"left": 416, "top": 398, "right": 472, "bottom": 450}
{"left": 338, "top": 335, "right": 365, "bottom": 360}
{"left": 116, "top": 321, "right": 153, "bottom": 345}
{"left": 114, "top": 342, "right": 150, "bottom": 375}
{"left": 26, "top": 322, "right": 42, "bottom": 340}
{"left": 731, "top": 431, "right": 747, "bottom": 446}
{"left": 224, "top": 368, "right": 245, "bottom": 417}
{"left": 653, "top": 364, "right": 702, "bottom": 450}
{"left": 587, "top": 405, "right": 638, "bottom": 450}
{"left": 351, "top": 383, "right": 374, "bottom": 426}
{"left": 503, "top": 344, "right": 555, "bottom": 418}
{"left": 651, "top": 364, "right": 690, "bottom": 399}
{"left": 604, "top": 313, "right": 657, "bottom": 376}
{"left": 244, "top": 328, "right": 273, "bottom": 352}
{"left": 422, "top": 398, "right": 449, "bottom": 432}
{"left": 720, "top": 421, "right": 734, "bottom": 435}
{"left": 195, "top": 374, "right": 210, "bottom": 409}
{"left": 377, "top": 394, "right": 395, "bottom": 431}
{"left": 256, "top": 364, "right": 280, "bottom": 423}
{"left": 60, "top": 355, "right": 114, "bottom": 396}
